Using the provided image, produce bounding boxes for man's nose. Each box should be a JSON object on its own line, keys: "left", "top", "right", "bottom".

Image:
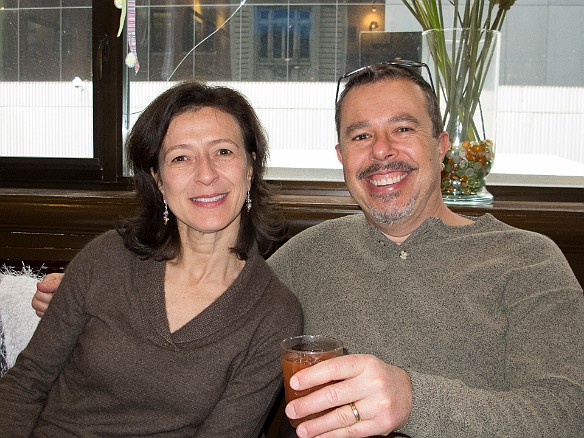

{"left": 370, "top": 136, "right": 398, "bottom": 161}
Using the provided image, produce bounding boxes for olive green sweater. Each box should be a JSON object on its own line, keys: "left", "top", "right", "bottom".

{"left": 0, "top": 230, "right": 303, "bottom": 437}
{"left": 268, "top": 213, "right": 584, "bottom": 437}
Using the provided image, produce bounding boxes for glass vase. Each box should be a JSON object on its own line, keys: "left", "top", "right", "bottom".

{"left": 423, "top": 28, "right": 501, "bottom": 205}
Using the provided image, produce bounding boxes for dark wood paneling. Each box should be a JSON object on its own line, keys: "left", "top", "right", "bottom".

{"left": 1, "top": 187, "right": 583, "bottom": 285}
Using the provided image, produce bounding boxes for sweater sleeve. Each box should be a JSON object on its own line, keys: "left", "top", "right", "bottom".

{"left": 0, "top": 238, "right": 99, "bottom": 436}
{"left": 401, "top": 238, "right": 584, "bottom": 437}
{"left": 194, "top": 281, "right": 303, "bottom": 437}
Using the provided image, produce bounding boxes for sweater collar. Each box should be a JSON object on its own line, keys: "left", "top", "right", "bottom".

{"left": 363, "top": 213, "right": 492, "bottom": 248}
{"left": 136, "top": 245, "right": 271, "bottom": 347}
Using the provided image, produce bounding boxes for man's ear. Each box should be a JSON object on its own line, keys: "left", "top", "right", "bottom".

{"left": 437, "top": 131, "right": 450, "bottom": 161}
{"left": 335, "top": 144, "right": 344, "bottom": 165}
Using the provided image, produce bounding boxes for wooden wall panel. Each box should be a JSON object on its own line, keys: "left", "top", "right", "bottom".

{"left": 1, "top": 187, "right": 582, "bottom": 286}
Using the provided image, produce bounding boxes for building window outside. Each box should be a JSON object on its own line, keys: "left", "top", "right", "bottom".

{"left": 254, "top": 6, "right": 313, "bottom": 80}
{"left": 0, "top": 1, "right": 583, "bottom": 187}
{"left": 256, "top": 7, "right": 311, "bottom": 63}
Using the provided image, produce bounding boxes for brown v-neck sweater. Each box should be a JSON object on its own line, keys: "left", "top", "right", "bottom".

{"left": 0, "top": 230, "right": 303, "bottom": 437}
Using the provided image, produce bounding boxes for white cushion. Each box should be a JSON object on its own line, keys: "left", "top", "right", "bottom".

{"left": 0, "top": 267, "right": 42, "bottom": 369}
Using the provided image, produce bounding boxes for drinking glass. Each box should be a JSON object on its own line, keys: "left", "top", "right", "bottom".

{"left": 280, "top": 335, "right": 344, "bottom": 428}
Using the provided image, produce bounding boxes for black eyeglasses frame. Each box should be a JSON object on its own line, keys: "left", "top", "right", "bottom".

{"left": 335, "top": 60, "right": 436, "bottom": 103}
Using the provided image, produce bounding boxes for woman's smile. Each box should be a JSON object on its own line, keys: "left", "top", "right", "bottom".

{"left": 190, "top": 193, "right": 227, "bottom": 206}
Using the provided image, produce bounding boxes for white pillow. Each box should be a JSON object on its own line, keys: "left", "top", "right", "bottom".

{"left": 0, "top": 267, "right": 42, "bottom": 370}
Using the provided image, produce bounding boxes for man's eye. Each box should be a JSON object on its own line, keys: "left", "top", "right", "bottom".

{"left": 397, "top": 126, "right": 413, "bottom": 133}
{"left": 352, "top": 133, "right": 370, "bottom": 141}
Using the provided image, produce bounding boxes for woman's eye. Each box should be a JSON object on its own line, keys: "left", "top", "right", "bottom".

{"left": 171, "top": 155, "right": 187, "bottom": 162}
{"left": 218, "top": 148, "right": 233, "bottom": 156}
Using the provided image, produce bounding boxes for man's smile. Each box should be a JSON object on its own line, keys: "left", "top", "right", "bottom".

{"left": 367, "top": 173, "right": 408, "bottom": 187}
{"left": 358, "top": 162, "right": 417, "bottom": 188}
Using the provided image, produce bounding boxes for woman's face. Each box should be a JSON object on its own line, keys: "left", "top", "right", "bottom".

{"left": 152, "top": 107, "right": 253, "bottom": 242}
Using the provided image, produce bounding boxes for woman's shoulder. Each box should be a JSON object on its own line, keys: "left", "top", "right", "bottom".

{"left": 67, "top": 230, "right": 130, "bottom": 271}
{"left": 251, "top": 254, "right": 302, "bottom": 312}
{"left": 84, "top": 229, "right": 124, "bottom": 249}
{"left": 251, "top": 251, "right": 296, "bottom": 296}
{"left": 278, "top": 214, "right": 365, "bottom": 251}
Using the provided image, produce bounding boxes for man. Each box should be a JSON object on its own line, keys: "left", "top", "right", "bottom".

{"left": 32, "top": 64, "right": 584, "bottom": 437}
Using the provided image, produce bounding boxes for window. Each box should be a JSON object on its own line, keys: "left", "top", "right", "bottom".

{"left": 0, "top": 0, "right": 119, "bottom": 183}
{"left": 256, "top": 6, "right": 312, "bottom": 79}
{"left": 0, "top": 1, "right": 582, "bottom": 188}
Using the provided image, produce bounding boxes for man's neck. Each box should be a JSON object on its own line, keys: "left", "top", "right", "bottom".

{"left": 373, "top": 204, "right": 473, "bottom": 245}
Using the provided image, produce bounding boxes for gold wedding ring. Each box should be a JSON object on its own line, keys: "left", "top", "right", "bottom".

{"left": 349, "top": 401, "right": 361, "bottom": 423}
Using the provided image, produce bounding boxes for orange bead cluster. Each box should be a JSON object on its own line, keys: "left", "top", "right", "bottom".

{"left": 441, "top": 139, "right": 494, "bottom": 196}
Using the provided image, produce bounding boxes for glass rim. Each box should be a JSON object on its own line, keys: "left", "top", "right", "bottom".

{"left": 280, "top": 334, "right": 344, "bottom": 354}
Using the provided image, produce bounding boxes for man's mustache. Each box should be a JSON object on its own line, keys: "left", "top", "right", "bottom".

{"left": 357, "top": 162, "right": 417, "bottom": 180}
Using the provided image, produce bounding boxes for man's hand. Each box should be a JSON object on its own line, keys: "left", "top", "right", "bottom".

{"left": 285, "top": 354, "right": 412, "bottom": 438}
{"left": 32, "top": 273, "right": 64, "bottom": 317}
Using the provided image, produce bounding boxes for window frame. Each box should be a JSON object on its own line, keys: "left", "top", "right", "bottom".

{"left": 0, "top": 1, "right": 125, "bottom": 187}
{"left": 0, "top": 2, "right": 580, "bottom": 205}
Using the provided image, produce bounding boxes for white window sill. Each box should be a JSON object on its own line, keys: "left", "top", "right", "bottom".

{"left": 267, "top": 153, "right": 584, "bottom": 188}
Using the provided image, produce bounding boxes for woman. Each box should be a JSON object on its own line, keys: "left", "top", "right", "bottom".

{"left": 0, "top": 82, "right": 303, "bottom": 437}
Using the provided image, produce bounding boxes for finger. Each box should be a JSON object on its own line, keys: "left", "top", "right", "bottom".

{"left": 31, "top": 290, "right": 54, "bottom": 317}
{"left": 36, "top": 281, "right": 55, "bottom": 293}
{"left": 35, "top": 289, "right": 54, "bottom": 303}
{"left": 290, "top": 354, "right": 366, "bottom": 391}
{"left": 306, "top": 422, "right": 371, "bottom": 438}
{"left": 31, "top": 295, "right": 47, "bottom": 317}
{"left": 294, "top": 403, "right": 363, "bottom": 437}
{"left": 295, "top": 408, "right": 377, "bottom": 438}
{"left": 286, "top": 377, "right": 366, "bottom": 423}
{"left": 37, "top": 273, "right": 63, "bottom": 292}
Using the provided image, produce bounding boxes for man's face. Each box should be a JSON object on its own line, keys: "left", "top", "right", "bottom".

{"left": 336, "top": 78, "right": 449, "bottom": 233}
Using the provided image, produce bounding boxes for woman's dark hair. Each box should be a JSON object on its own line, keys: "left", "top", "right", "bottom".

{"left": 119, "top": 81, "right": 286, "bottom": 261}
{"left": 335, "top": 64, "right": 443, "bottom": 141}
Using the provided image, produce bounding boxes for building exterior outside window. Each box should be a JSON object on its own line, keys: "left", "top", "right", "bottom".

{"left": 0, "top": 1, "right": 582, "bottom": 186}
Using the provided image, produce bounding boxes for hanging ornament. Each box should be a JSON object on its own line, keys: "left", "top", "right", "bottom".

{"left": 125, "top": 52, "right": 138, "bottom": 68}
{"left": 116, "top": 0, "right": 126, "bottom": 37}
{"left": 125, "top": 0, "right": 140, "bottom": 74}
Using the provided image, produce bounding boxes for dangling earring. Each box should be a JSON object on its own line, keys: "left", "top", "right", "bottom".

{"left": 245, "top": 191, "right": 252, "bottom": 213}
{"left": 162, "top": 200, "right": 169, "bottom": 225}
{"left": 440, "top": 162, "right": 445, "bottom": 171}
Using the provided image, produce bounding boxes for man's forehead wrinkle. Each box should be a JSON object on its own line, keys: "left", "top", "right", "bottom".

{"left": 344, "top": 113, "right": 421, "bottom": 137}
{"left": 344, "top": 120, "right": 370, "bottom": 137}
{"left": 388, "top": 114, "right": 420, "bottom": 124}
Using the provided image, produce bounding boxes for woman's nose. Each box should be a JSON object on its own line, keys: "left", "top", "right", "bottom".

{"left": 196, "top": 156, "right": 219, "bottom": 184}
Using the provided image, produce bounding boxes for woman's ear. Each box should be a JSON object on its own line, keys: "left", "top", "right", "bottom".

{"left": 150, "top": 168, "right": 164, "bottom": 196}
{"left": 247, "top": 152, "right": 256, "bottom": 187}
